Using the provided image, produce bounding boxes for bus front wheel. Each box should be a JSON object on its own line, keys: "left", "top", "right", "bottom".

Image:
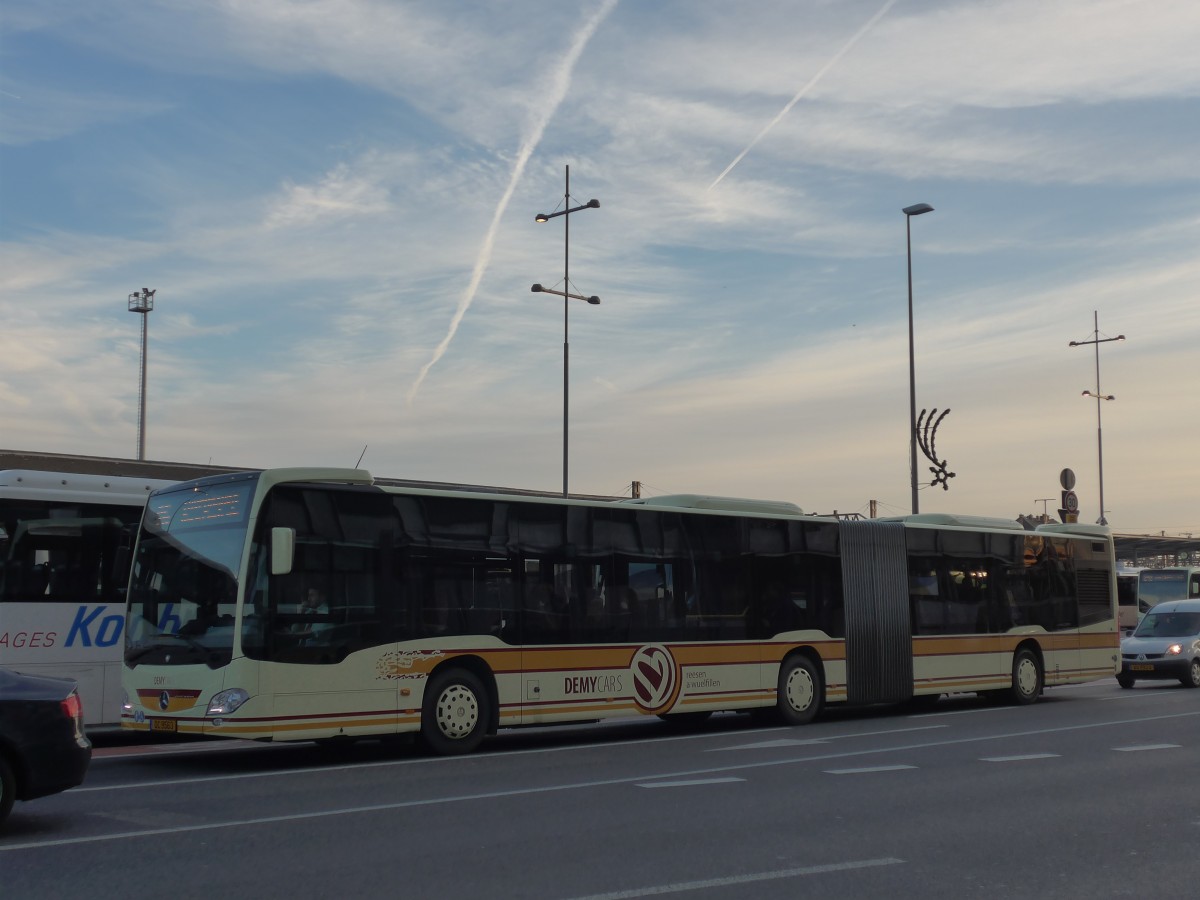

{"left": 777, "top": 655, "right": 822, "bottom": 726}
{"left": 421, "top": 668, "right": 489, "bottom": 756}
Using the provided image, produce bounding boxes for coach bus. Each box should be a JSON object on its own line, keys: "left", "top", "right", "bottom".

{"left": 120, "top": 468, "right": 1119, "bottom": 753}
{"left": 0, "top": 469, "right": 176, "bottom": 726}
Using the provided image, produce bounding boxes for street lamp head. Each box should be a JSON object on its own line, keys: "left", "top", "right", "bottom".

{"left": 903, "top": 203, "right": 934, "bottom": 217}
{"left": 586, "top": 296, "right": 600, "bottom": 305}
{"left": 531, "top": 284, "right": 544, "bottom": 293}
{"left": 536, "top": 199, "right": 600, "bottom": 223}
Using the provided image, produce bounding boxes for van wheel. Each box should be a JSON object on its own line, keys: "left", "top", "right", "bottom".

{"left": 1116, "top": 674, "right": 1135, "bottom": 689}
{"left": 421, "top": 668, "right": 489, "bottom": 755}
{"left": 1181, "top": 659, "right": 1200, "bottom": 689}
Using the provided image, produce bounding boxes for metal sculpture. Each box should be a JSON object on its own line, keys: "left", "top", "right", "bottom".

{"left": 916, "top": 408, "right": 955, "bottom": 490}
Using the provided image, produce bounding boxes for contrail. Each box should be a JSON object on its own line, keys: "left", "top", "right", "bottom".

{"left": 708, "top": 0, "right": 899, "bottom": 191}
{"left": 405, "top": 0, "right": 619, "bottom": 407}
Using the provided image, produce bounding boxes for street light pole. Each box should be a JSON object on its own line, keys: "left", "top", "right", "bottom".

{"left": 1069, "top": 311, "right": 1125, "bottom": 526}
{"left": 127, "top": 288, "right": 156, "bottom": 461}
{"left": 902, "top": 203, "right": 933, "bottom": 514}
{"left": 533, "top": 165, "right": 600, "bottom": 496}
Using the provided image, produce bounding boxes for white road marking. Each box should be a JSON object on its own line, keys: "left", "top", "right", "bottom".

{"left": 1113, "top": 744, "right": 1181, "bottom": 752}
{"left": 980, "top": 753, "right": 1061, "bottom": 762}
{"left": 637, "top": 777, "right": 745, "bottom": 788}
{"left": 559, "top": 857, "right": 905, "bottom": 899}
{"left": 710, "top": 738, "right": 829, "bottom": 750}
{"left": 825, "top": 764, "right": 916, "bottom": 775}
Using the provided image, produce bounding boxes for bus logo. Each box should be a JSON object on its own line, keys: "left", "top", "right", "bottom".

{"left": 630, "top": 644, "right": 679, "bottom": 714}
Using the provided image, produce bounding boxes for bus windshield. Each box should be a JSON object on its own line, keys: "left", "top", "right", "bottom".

{"left": 1138, "top": 570, "right": 1188, "bottom": 608}
{"left": 124, "top": 476, "right": 258, "bottom": 669}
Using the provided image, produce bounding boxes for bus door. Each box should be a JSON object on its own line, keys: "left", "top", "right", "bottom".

{"left": 1021, "top": 536, "right": 1081, "bottom": 684}
{"left": 253, "top": 487, "right": 402, "bottom": 741}
{"left": 517, "top": 556, "right": 632, "bottom": 724}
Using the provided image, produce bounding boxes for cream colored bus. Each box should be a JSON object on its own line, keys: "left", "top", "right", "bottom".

{"left": 121, "top": 469, "right": 1119, "bottom": 754}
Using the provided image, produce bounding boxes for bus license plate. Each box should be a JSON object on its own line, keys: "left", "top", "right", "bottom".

{"left": 1130, "top": 664, "right": 1154, "bottom": 672}
{"left": 151, "top": 718, "right": 178, "bottom": 733}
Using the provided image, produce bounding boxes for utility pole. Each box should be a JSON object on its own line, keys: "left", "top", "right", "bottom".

{"left": 127, "top": 288, "right": 156, "bottom": 461}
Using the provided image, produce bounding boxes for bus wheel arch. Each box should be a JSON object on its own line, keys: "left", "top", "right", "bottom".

{"left": 1008, "top": 642, "right": 1044, "bottom": 705}
{"left": 419, "top": 658, "right": 496, "bottom": 755}
{"left": 776, "top": 650, "right": 824, "bottom": 726}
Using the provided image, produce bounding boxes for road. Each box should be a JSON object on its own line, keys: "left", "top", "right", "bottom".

{"left": 4, "top": 681, "right": 1199, "bottom": 899}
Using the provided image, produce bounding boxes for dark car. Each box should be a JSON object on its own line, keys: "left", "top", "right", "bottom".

{"left": 0, "top": 667, "right": 92, "bottom": 825}
{"left": 1117, "top": 599, "right": 1200, "bottom": 689}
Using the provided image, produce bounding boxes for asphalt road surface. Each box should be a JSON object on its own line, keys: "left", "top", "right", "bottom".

{"left": 4, "top": 680, "right": 1198, "bottom": 899}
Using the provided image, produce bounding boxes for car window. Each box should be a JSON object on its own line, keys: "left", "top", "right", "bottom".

{"left": 1133, "top": 611, "right": 1200, "bottom": 638}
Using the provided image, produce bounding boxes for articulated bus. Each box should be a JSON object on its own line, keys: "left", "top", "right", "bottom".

{"left": 0, "top": 470, "right": 174, "bottom": 726}
{"left": 121, "top": 468, "right": 1119, "bottom": 753}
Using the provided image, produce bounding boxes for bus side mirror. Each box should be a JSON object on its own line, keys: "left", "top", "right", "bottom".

{"left": 270, "top": 527, "right": 295, "bottom": 576}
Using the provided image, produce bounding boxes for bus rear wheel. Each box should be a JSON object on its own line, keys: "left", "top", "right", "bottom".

{"left": 777, "top": 655, "right": 822, "bottom": 726}
{"left": 421, "top": 668, "right": 489, "bottom": 756}
{"left": 1008, "top": 647, "right": 1043, "bottom": 705}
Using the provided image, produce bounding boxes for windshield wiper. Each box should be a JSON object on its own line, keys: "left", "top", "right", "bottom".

{"left": 126, "top": 631, "right": 221, "bottom": 665}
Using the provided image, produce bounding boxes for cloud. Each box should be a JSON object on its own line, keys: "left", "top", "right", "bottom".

{"left": 403, "top": 0, "right": 619, "bottom": 407}
{"left": 0, "top": 83, "right": 172, "bottom": 146}
{"left": 2, "top": 0, "right": 1198, "bottom": 535}
{"left": 263, "top": 162, "right": 392, "bottom": 229}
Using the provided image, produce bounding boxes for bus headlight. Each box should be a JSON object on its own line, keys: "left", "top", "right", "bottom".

{"left": 122, "top": 689, "right": 132, "bottom": 713}
{"left": 207, "top": 688, "right": 249, "bottom": 716}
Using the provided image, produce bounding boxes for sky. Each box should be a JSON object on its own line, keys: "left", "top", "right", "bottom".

{"left": 1, "top": 0, "right": 1198, "bottom": 536}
